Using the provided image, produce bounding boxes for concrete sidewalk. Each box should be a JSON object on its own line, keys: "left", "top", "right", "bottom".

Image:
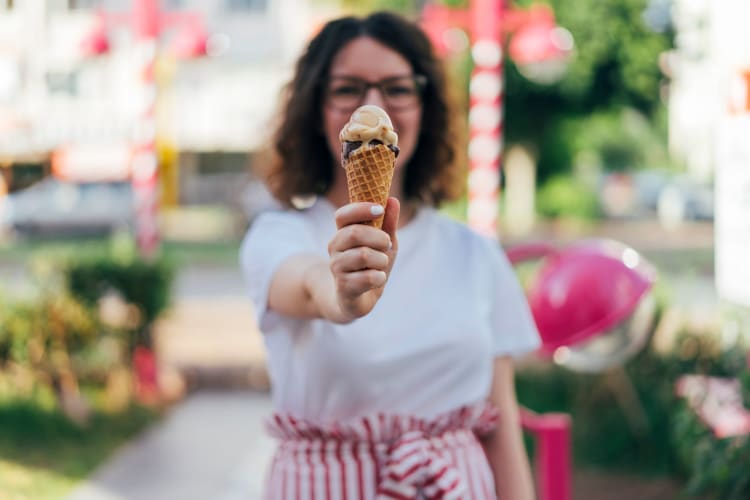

{"left": 67, "top": 390, "right": 276, "bottom": 500}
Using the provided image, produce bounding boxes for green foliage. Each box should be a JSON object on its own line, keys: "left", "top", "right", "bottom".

{"left": 0, "top": 238, "right": 176, "bottom": 415}
{"left": 566, "top": 108, "right": 672, "bottom": 172}
{"left": 517, "top": 351, "right": 681, "bottom": 474}
{"left": 0, "top": 292, "right": 98, "bottom": 372}
{"left": 0, "top": 393, "right": 157, "bottom": 499}
{"left": 439, "top": 0, "right": 468, "bottom": 7}
{"left": 32, "top": 245, "right": 176, "bottom": 349}
{"left": 0, "top": 237, "right": 172, "bottom": 495}
{"left": 673, "top": 409, "right": 750, "bottom": 500}
{"left": 516, "top": 327, "right": 750, "bottom": 480}
{"left": 535, "top": 175, "right": 599, "bottom": 219}
{"left": 504, "top": 0, "right": 674, "bottom": 182}
{"left": 669, "top": 340, "right": 750, "bottom": 499}
{"left": 509, "top": 0, "right": 671, "bottom": 111}
{"left": 63, "top": 255, "right": 175, "bottom": 331}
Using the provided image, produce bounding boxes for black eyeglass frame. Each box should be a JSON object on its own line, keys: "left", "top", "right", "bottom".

{"left": 323, "top": 74, "right": 428, "bottom": 111}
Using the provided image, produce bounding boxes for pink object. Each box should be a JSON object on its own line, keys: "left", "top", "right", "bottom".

{"left": 504, "top": 239, "right": 658, "bottom": 500}
{"left": 507, "top": 4, "right": 568, "bottom": 66}
{"left": 169, "top": 23, "right": 208, "bottom": 59}
{"left": 79, "top": 14, "right": 110, "bottom": 57}
{"left": 132, "top": 345, "right": 160, "bottom": 404}
{"left": 521, "top": 408, "right": 572, "bottom": 500}
{"left": 676, "top": 375, "right": 750, "bottom": 438}
{"left": 507, "top": 239, "right": 656, "bottom": 353}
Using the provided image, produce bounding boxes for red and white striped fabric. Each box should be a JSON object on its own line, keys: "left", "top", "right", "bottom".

{"left": 264, "top": 402, "right": 499, "bottom": 500}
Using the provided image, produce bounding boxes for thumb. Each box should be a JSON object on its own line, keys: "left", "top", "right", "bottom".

{"left": 381, "top": 197, "right": 400, "bottom": 256}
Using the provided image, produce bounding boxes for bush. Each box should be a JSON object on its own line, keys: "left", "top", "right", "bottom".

{"left": 31, "top": 244, "right": 175, "bottom": 351}
{"left": 516, "top": 328, "right": 750, "bottom": 479}
{"left": 1, "top": 240, "right": 176, "bottom": 420}
{"left": 672, "top": 404, "right": 750, "bottom": 500}
{"left": 64, "top": 255, "right": 174, "bottom": 346}
{"left": 517, "top": 351, "right": 681, "bottom": 475}
{"left": 536, "top": 175, "right": 600, "bottom": 220}
{"left": 669, "top": 332, "right": 750, "bottom": 499}
{"left": 0, "top": 291, "right": 101, "bottom": 421}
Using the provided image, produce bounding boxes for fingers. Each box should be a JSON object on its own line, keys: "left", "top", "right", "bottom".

{"left": 331, "top": 246, "right": 389, "bottom": 274}
{"left": 335, "top": 202, "right": 386, "bottom": 229}
{"left": 335, "top": 269, "right": 387, "bottom": 296}
{"left": 328, "top": 220, "right": 391, "bottom": 255}
{"left": 327, "top": 198, "right": 401, "bottom": 320}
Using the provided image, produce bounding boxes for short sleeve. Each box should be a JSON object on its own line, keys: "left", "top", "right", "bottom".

{"left": 481, "top": 238, "right": 541, "bottom": 358}
{"left": 238, "top": 211, "right": 319, "bottom": 332}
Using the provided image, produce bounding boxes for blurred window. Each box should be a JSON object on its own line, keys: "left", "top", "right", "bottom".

{"left": 67, "top": 0, "right": 128, "bottom": 9}
{"left": 225, "top": 0, "right": 266, "bottom": 12}
{"left": 46, "top": 71, "right": 78, "bottom": 96}
{"left": 68, "top": 0, "right": 101, "bottom": 8}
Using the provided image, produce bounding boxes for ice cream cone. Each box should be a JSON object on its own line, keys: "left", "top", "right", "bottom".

{"left": 343, "top": 144, "right": 395, "bottom": 229}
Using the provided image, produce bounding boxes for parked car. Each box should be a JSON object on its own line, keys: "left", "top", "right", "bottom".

{"left": 657, "top": 175, "right": 714, "bottom": 222}
{"left": 0, "top": 177, "right": 134, "bottom": 236}
{"left": 598, "top": 170, "right": 714, "bottom": 221}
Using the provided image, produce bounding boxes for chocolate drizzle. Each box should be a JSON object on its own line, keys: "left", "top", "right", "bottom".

{"left": 343, "top": 141, "right": 400, "bottom": 161}
{"left": 343, "top": 141, "right": 362, "bottom": 159}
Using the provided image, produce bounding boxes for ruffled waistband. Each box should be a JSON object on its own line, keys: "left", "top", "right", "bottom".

{"left": 266, "top": 400, "right": 499, "bottom": 443}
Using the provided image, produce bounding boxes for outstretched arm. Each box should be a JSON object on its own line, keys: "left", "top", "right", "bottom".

{"left": 267, "top": 197, "right": 400, "bottom": 324}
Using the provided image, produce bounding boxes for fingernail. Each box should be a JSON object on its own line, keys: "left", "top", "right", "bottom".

{"left": 370, "top": 205, "right": 384, "bottom": 216}
{"left": 387, "top": 239, "right": 392, "bottom": 250}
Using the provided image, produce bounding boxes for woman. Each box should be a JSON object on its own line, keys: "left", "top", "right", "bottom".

{"left": 241, "top": 11, "right": 540, "bottom": 500}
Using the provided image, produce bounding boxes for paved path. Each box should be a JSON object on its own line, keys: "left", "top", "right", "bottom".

{"left": 68, "top": 390, "right": 276, "bottom": 500}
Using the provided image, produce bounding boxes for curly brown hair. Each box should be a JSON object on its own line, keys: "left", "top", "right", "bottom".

{"left": 263, "top": 11, "right": 466, "bottom": 208}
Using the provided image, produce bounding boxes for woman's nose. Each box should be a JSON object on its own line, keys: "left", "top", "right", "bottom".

{"left": 362, "top": 86, "right": 386, "bottom": 108}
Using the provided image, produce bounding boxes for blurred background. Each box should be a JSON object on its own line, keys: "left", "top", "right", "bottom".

{"left": 0, "top": 0, "right": 749, "bottom": 499}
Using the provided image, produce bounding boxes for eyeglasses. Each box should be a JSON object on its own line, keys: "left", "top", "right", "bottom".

{"left": 324, "top": 75, "right": 427, "bottom": 111}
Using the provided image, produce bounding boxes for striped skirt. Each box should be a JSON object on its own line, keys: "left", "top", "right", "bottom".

{"left": 263, "top": 403, "right": 499, "bottom": 500}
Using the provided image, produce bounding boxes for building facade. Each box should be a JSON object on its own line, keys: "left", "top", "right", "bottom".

{"left": 0, "top": 0, "right": 312, "bottom": 212}
{"left": 668, "top": 0, "right": 750, "bottom": 306}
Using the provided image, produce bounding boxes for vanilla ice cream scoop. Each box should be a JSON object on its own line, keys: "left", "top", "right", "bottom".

{"left": 339, "top": 105, "right": 399, "bottom": 161}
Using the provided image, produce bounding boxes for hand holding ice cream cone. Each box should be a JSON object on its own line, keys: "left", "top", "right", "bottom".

{"left": 322, "top": 105, "right": 402, "bottom": 321}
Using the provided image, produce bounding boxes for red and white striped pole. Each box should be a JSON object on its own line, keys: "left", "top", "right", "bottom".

{"left": 468, "top": 0, "right": 504, "bottom": 238}
{"left": 131, "top": 0, "right": 161, "bottom": 258}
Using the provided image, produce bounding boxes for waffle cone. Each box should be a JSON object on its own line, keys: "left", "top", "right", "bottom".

{"left": 343, "top": 144, "right": 395, "bottom": 229}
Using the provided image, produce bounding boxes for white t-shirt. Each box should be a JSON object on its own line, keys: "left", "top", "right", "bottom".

{"left": 239, "top": 198, "right": 540, "bottom": 422}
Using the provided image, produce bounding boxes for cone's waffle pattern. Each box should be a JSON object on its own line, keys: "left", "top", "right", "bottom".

{"left": 344, "top": 144, "right": 395, "bottom": 229}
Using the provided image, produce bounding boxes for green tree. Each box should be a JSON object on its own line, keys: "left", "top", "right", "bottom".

{"left": 505, "top": 0, "right": 674, "bottom": 181}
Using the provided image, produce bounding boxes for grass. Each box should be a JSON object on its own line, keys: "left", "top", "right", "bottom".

{"left": 0, "top": 235, "right": 243, "bottom": 268}
{"left": 0, "top": 392, "right": 158, "bottom": 499}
